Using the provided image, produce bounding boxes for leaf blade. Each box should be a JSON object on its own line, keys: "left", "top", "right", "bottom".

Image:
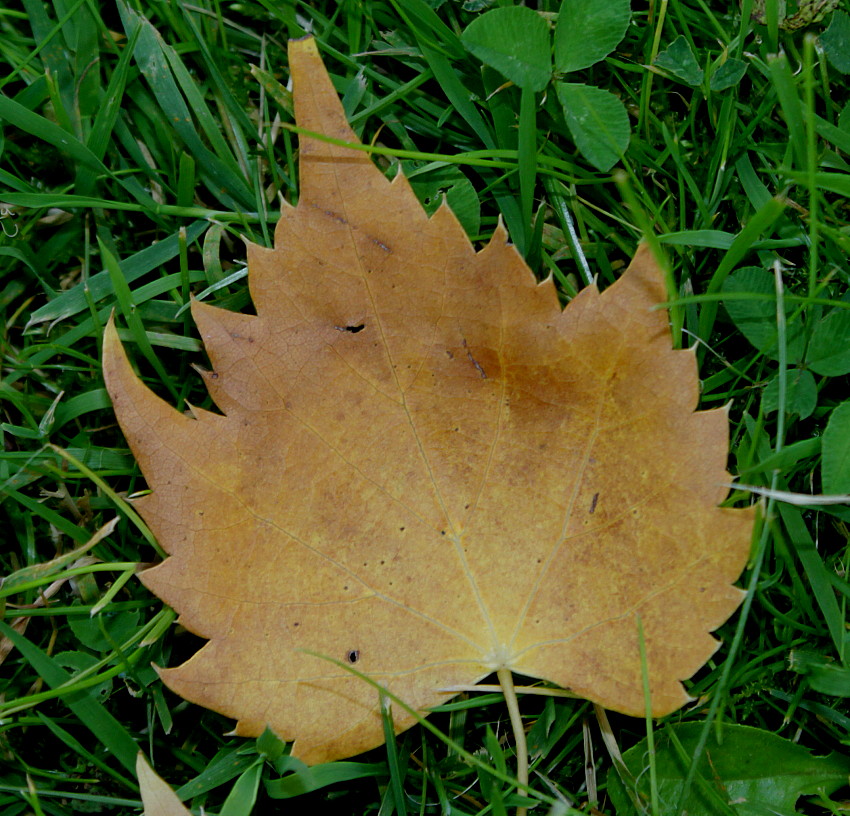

{"left": 556, "top": 82, "right": 630, "bottom": 171}
{"left": 462, "top": 6, "right": 552, "bottom": 92}
{"left": 102, "top": 36, "right": 753, "bottom": 766}
{"left": 554, "top": 0, "right": 631, "bottom": 73}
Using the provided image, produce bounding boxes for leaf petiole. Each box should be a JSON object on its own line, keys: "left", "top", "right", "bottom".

{"left": 496, "top": 668, "right": 529, "bottom": 816}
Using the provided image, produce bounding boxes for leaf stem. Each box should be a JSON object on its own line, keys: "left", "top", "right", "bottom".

{"left": 637, "top": 616, "right": 659, "bottom": 816}
{"left": 496, "top": 668, "right": 528, "bottom": 816}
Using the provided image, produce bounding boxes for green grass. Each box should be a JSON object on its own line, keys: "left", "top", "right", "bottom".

{"left": 2, "top": 0, "right": 850, "bottom": 813}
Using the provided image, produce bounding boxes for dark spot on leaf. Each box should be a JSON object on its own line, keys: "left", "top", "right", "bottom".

{"left": 589, "top": 493, "right": 599, "bottom": 514}
{"left": 322, "top": 207, "right": 347, "bottom": 225}
{"left": 335, "top": 324, "right": 365, "bottom": 333}
{"left": 347, "top": 650, "right": 360, "bottom": 664}
{"left": 461, "top": 338, "right": 487, "bottom": 378}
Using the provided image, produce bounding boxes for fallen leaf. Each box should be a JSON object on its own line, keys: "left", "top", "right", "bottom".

{"left": 136, "top": 753, "right": 191, "bottom": 816}
{"left": 103, "top": 36, "right": 753, "bottom": 764}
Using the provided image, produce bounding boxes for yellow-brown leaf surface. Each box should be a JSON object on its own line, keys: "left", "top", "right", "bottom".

{"left": 136, "top": 754, "right": 192, "bottom": 816}
{"left": 103, "top": 37, "right": 753, "bottom": 764}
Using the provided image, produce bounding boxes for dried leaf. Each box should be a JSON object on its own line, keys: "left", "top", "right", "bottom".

{"left": 103, "top": 36, "right": 753, "bottom": 764}
{"left": 136, "top": 753, "right": 191, "bottom": 816}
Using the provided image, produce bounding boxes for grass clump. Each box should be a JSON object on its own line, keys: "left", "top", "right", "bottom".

{"left": 2, "top": 0, "right": 850, "bottom": 813}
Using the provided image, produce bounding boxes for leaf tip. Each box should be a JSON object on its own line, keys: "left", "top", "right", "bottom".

{"left": 490, "top": 216, "right": 511, "bottom": 247}
{"left": 102, "top": 311, "right": 132, "bottom": 399}
{"left": 137, "top": 751, "right": 192, "bottom": 816}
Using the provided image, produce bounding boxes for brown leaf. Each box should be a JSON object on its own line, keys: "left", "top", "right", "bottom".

{"left": 103, "top": 36, "right": 753, "bottom": 764}
{"left": 136, "top": 753, "right": 191, "bottom": 816}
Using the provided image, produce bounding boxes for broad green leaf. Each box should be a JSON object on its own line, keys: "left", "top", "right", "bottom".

{"left": 54, "top": 651, "right": 113, "bottom": 702}
{"left": 256, "top": 727, "right": 287, "bottom": 761}
{"left": 461, "top": 6, "right": 551, "bottom": 92}
{"left": 654, "top": 35, "right": 703, "bottom": 86}
{"left": 607, "top": 722, "right": 850, "bottom": 815}
{"left": 721, "top": 267, "right": 805, "bottom": 362}
{"left": 68, "top": 607, "right": 141, "bottom": 653}
{"left": 709, "top": 58, "right": 748, "bottom": 91}
{"left": 762, "top": 368, "right": 817, "bottom": 418}
{"left": 822, "top": 400, "right": 850, "bottom": 494}
{"left": 556, "top": 82, "right": 630, "bottom": 171}
{"left": 405, "top": 162, "right": 481, "bottom": 238}
{"left": 821, "top": 11, "right": 850, "bottom": 74}
{"left": 554, "top": 0, "right": 631, "bottom": 73}
{"left": 808, "top": 307, "right": 850, "bottom": 376}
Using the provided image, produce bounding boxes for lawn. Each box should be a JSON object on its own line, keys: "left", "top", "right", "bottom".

{"left": 2, "top": 0, "right": 850, "bottom": 814}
